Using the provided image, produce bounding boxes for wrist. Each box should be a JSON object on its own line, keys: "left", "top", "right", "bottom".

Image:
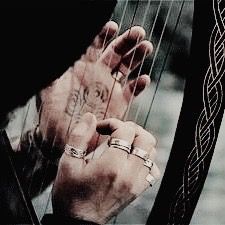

{"left": 52, "top": 193, "right": 108, "bottom": 225}
{"left": 42, "top": 214, "right": 100, "bottom": 225}
{"left": 53, "top": 205, "right": 105, "bottom": 225}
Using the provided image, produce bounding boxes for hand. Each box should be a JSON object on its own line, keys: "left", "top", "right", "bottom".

{"left": 38, "top": 21, "right": 153, "bottom": 155}
{"left": 52, "top": 113, "right": 160, "bottom": 224}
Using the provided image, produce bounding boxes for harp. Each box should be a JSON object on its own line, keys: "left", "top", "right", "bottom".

{"left": 1, "top": 0, "right": 225, "bottom": 224}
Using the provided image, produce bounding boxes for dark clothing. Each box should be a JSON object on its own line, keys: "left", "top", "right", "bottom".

{"left": 0, "top": 2, "right": 117, "bottom": 224}
{"left": 42, "top": 214, "right": 99, "bottom": 225}
{"left": 0, "top": 1, "right": 117, "bottom": 128}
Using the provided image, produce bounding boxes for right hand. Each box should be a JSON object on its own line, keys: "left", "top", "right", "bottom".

{"left": 52, "top": 113, "right": 160, "bottom": 224}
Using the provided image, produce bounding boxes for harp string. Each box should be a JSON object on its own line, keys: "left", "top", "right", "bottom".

{"left": 63, "top": 0, "right": 129, "bottom": 140}
{"left": 39, "top": 2, "right": 129, "bottom": 215}
{"left": 41, "top": 0, "right": 131, "bottom": 215}
{"left": 13, "top": 96, "right": 44, "bottom": 197}
{"left": 26, "top": 80, "right": 63, "bottom": 197}
{"left": 31, "top": 0, "right": 129, "bottom": 198}
{"left": 90, "top": 0, "right": 142, "bottom": 160}
{"left": 38, "top": 0, "right": 129, "bottom": 162}
{"left": 10, "top": 0, "right": 185, "bottom": 220}
{"left": 39, "top": 57, "right": 91, "bottom": 216}
{"left": 133, "top": 0, "right": 163, "bottom": 122}
{"left": 66, "top": 0, "right": 129, "bottom": 133}
{"left": 124, "top": 0, "right": 163, "bottom": 118}
{"left": 123, "top": 0, "right": 164, "bottom": 122}
{"left": 131, "top": 0, "right": 175, "bottom": 127}
{"left": 113, "top": 1, "right": 186, "bottom": 224}
{"left": 113, "top": 1, "right": 158, "bottom": 221}
{"left": 99, "top": 0, "right": 141, "bottom": 121}
{"left": 143, "top": 0, "right": 185, "bottom": 129}
{"left": 121, "top": 0, "right": 152, "bottom": 91}
{"left": 5, "top": 98, "right": 40, "bottom": 224}
{"left": 25, "top": 103, "right": 45, "bottom": 195}
{"left": 15, "top": 101, "right": 31, "bottom": 152}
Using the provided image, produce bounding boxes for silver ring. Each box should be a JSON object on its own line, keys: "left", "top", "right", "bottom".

{"left": 146, "top": 174, "right": 156, "bottom": 187}
{"left": 108, "top": 137, "right": 131, "bottom": 153}
{"left": 131, "top": 147, "right": 150, "bottom": 161}
{"left": 144, "top": 158, "right": 154, "bottom": 171}
{"left": 64, "top": 144, "right": 86, "bottom": 159}
{"left": 111, "top": 71, "right": 124, "bottom": 83}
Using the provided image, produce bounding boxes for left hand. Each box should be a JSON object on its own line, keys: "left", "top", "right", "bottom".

{"left": 38, "top": 21, "right": 153, "bottom": 154}
{"left": 52, "top": 113, "right": 160, "bottom": 224}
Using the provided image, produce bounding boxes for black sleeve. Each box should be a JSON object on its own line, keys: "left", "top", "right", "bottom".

{"left": 41, "top": 214, "right": 100, "bottom": 225}
{"left": 0, "top": 1, "right": 117, "bottom": 128}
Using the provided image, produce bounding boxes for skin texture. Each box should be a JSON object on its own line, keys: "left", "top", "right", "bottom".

{"left": 33, "top": 22, "right": 160, "bottom": 223}
{"left": 38, "top": 21, "right": 153, "bottom": 156}
{"left": 53, "top": 113, "right": 160, "bottom": 224}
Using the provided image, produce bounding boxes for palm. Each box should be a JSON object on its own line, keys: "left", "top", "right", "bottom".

{"left": 38, "top": 21, "right": 152, "bottom": 154}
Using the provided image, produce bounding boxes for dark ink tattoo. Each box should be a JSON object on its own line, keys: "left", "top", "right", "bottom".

{"left": 65, "top": 82, "right": 109, "bottom": 121}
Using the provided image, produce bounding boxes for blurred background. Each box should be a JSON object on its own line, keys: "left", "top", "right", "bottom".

{"left": 6, "top": 0, "right": 225, "bottom": 224}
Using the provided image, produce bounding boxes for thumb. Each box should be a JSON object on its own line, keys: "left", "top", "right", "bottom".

{"left": 58, "top": 113, "right": 97, "bottom": 175}
{"left": 67, "top": 112, "right": 97, "bottom": 154}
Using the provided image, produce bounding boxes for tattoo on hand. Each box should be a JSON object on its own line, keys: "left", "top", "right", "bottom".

{"left": 65, "top": 82, "right": 109, "bottom": 121}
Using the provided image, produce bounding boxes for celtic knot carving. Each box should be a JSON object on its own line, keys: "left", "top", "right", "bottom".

{"left": 169, "top": 0, "right": 225, "bottom": 224}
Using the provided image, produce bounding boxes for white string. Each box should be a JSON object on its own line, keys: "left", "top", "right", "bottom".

{"left": 133, "top": 0, "right": 175, "bottom": 127}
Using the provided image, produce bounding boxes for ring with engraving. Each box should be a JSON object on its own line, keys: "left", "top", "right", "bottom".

{"left": 131, "top": 147, "right": 150, "bottom": 161}
{"left": 146, "top": 174, "right": 156, "bottom": 187}
{"left": 144, "top": 158, "right": 154, "bottom": 171}
{"left": 108, "top": 137, "right": 131, "bottom": 154}
{"left": 111, "top": 71, "right": 124, "bottom": 83}
{"left": 64, "top": 144, "right": 87, "bottom": 159}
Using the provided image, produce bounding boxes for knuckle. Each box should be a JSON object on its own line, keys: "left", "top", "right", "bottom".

{"left": 153, "top": 164, "right": 161, "bottom": 180}
{"left": 93, "top": 165, "right": 118, "bottom": 186}
{"left": 117, "top": 179, "right": 134, "bottom": 195}
{"left": 110, "top": 118, "right": 122, "bottom": 127}
{"left": 140, "top": 129, "right": 157, "bottom": 147}
{"left": 155, "top": 168, "right": 161, "bottom": 180}
{"left": 70, "top": 130, "right": 85, "bottom": 140}
{"left": 125, "top": 121, "right": 137, "bottom": 128}
{"left": 149, "top": 147, "right": 157, "bottom": 159}
{"left": 126, "top": 126, "right": 136, "bottom": 137}
{"left": 149, "top": 134, "right": 157, "bottom": 146}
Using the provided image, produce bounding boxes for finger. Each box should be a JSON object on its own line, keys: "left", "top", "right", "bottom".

{"left": 118, "top": 40, "right": 153, "bottom": 76}
{"left": 97, "top": 118, "right": 135, "bottom": 160}
{"left": 124, "top": 122, "right": 159, "bottom": 191}
{"left": 95, "top": 21, "right": 118, "bottom": 49}
{"left": 99, "top": 26, "right": 146, "bottom": 72}
{"left": 124, "top": 121, "right": 157, "bottom": 163}
{"left": 137, "top": 162, "right": 161, "bottom": 192}
{"left": 82, "top": 21, "right": 118, "bottom": 62}
{"left": 123, "top": 75, "right": 150, "bottom": 102}
{"left": 63, "top": 113, "right": 97, "bottom": 166}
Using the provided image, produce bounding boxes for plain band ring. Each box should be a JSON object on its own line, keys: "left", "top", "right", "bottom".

{"left": 144, "top": 158, "right": 154, "bottom": 171}
{"left": 131, "top": 147, "right": 150, "bottom": 161}
{"left": 111, "top": 71, "right": 124, "bottom": 83}
{"left": 64, "top": 144, "right": 86, "bottom": 159}
{"left": 108, "top": 137, "right": 131, "bottom": 153}
{"left": 146, "top": 174, "right": 156, "bottom": 187}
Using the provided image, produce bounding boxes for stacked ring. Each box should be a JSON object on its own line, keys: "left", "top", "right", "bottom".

{"left": 132, "top": 147, "right": 154, "bottom": 171}
{"left": 144, "top": 158, "right": 154, "bottom": 171}
{"left": 145, "top": 174, "right": 156, "bottom": 187}
{"left": 64, "top": 144, "right": 87, "bottom": 159}
{"left": 108, "top": 137, "right": 131, "bottom": 153}
{"left": 131, "top": 147, "right": 150, "bottom": 161}
{"left": 131, "top": 146, "right": 156, "bottom": 187}
{"left": 111, "top": 71, "right": 124, "bottom": 83}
